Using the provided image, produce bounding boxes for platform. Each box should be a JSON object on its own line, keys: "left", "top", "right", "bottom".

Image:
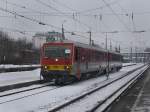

{"left": 106, "top": 66, "right": 150, "bottom": 112}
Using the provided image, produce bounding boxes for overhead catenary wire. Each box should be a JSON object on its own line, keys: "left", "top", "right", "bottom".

{"left": 101, "top": 0, "right": 132, "bottom": 32}
{"left": 1, "top": 12, "right": 150, "bottom": 18}
{"left": 77, "top": 0, "right": 122, "bottom": 14}
{"left": 0, "top": 1, "right": 94, "bottom": 40}
{"left": 1, "top": 0, "right": 150, "bottom": 17}
{"left": 0, "top": 7, "right": 91, "bottom": 40}
{"left": 51, "top": 0, "right": 77, "bottom": 12}
{"left": 1, "top": 0, "right": 128, "bottom": 16}
{"left": 48, "top": 0, "right": 121, "bottom": 37}
{"left": 0, "top": 2, "right": 137, "bottom": 39}
{"left": 131, "top": 12, "right": 137, "bottom": 31}
{"left": 116, "top": 2, "right": 136, "bottom": 31}
{"left": 35, "top": 0, "right": 92, "bottom": 30}
{"left": 0, "top": 0, "right": 52, "bottom": 15}
{"left": 0, "top": 7, "right": 63, "bottom": 30}
{"left": 1, "top": 0, "right": 150, "bottom": 18}
{"left": 0, "top": 0, "right": 148, "bottom": 47}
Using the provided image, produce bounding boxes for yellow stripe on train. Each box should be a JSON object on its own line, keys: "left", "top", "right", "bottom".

{"left": 43, "top": 65, "right": 72, "bottom": 71}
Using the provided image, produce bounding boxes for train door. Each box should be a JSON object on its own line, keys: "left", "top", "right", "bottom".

{"left": 85, "top": 49, "right": 88, "bottom": 70}
{"left": 75, "top": 47, "right": 81, "bottom": 79}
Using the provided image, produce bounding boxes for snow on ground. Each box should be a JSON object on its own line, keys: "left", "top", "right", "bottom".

{"left": 121, "top": 63, "right": 142, "bottom": 71}
{"left": 0, "top": 64, "right": 145, "bottom": 112}
{"left": 0, "top": 69, "right": 41, "bottom": 87}
{"left": 60, "top": 66, "right": 147, "bottom": 112}
{"left": 122, "top": 63, "right": 136, "bottom": 66}
{"left": 0, "top": 82, "right": 54, "bottom": 97}
{"left": 0, "top": 63, "right": 143, "bottom": 87}
{"left": 0, "top": 63, "right": 135, "bottom": 68}
{"left": 0, "top": 64, "right": 40, "bottom": 69}
{"left": 95, "top": 65, "right": 148, "bottom": 112}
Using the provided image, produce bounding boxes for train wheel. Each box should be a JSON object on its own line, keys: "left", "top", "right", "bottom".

{"left": 114, "top": 67, "right": 118, "bottom": 72}
{"left": 55, "top": 76, "right": 76, "bottom": 85}
{"left": 55, "top": 77, "right": 64, "bottom": 85}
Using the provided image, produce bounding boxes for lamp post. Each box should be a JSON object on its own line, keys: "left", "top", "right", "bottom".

{"left": 132, "top": 30, "right": 146, "bottom": 63}
{"left": 87, "top": 31, "right": 92, "bottom": 45}
{"left": 102, "top": 31, "right": 118, "bottom": 50}
{"left": 62, "top": 20, "right": 67, "bottom": 40}
{"left": 102, "top": 31, "right": 118, "bottom": 79}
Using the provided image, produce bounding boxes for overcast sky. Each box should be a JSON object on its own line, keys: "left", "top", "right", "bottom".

{"left": 0, "top": 0, "right": 150, "bottom": 52}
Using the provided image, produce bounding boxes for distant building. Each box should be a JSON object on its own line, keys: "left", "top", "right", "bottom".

{"left": 122, "top": 52, "right": 150, "bottom": 63}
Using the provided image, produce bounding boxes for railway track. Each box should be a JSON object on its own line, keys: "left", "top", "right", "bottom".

{"left": 0, "top": 80, "right": 44, "bottom": 92}
{"left": 0, "top": 82, "right": 56, "bottom": 97}
{"left": 89, "top": 65, "right": 149, "bottom": 112}
{"left": 0, "top": 64, "right": 144, "bottom": 104}
{"left": 0, "top": 64, "right": 137, "bottom": 93}
{"left": 47, "top": 64, "right": 148, "bottom": 112}
{"left": 0, "top": 64, "right": 142, "bottom": 99}
{"left": 0, "top": 63, "right": 133, "bottom": 73}
{"left": 0, "top": 66, "right": 40, "bottom": 73}
{"left": 0, "top": 64, "right": 146, "bottom": 112}
{"left": 0, "top": 84, "right": 61, "bottom": 105}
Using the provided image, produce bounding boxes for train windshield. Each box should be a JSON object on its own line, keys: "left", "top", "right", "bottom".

{"left": 44, "top": 46, "right": 71, "bottom": 58}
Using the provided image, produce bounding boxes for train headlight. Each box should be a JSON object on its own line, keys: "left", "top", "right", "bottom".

{"left": 55, "top": 58, "right": 58, "bottom": 61}
{"left": 44, "top": 66, "right": 48, "bottom": 69}
{"left": 64, "top": 66, "right": 70, "bottom": 70}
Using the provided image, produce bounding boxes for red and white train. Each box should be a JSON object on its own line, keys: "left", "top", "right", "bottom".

{"left": 40, "top": 41, "right": 122, "bottom": 84}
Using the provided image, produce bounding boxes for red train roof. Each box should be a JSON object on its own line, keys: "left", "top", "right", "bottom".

{"left": 42, "top": 40, "right": 122, "bottom": 56}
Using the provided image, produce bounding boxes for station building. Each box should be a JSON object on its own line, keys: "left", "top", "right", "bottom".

{"left": 122, "top": 52, "right": 150, "bottom": 63}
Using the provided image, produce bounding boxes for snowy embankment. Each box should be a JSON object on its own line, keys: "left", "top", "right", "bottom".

{"left": 0, "top": 63, "right": 142, "bottom": 88}
{"left": 59, "top": 65, "right": 147, "bottom": 112}
{"left": 0, "top": 69, "right": 41, "bottom": 87}
{"left": 0, "top": 63, "right": 135, "bottom": 70}
{"left": 0, "top": 63, "right": 135, "bottom": 68}
{"left": 0, "top": 64, "right": 40, "bottom": 69}
{"left": 0, "top": 64, "right": 145, "bottom": 112}
{"left": 0, "top": 64, "right": 41, "bottom": 73}
{"left": 122, "top": 63, "right": 136, "bottom": 67}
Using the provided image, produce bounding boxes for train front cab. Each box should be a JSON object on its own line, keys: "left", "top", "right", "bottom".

{"left": 40, "top": 43, "right": 74, "bottom": 83}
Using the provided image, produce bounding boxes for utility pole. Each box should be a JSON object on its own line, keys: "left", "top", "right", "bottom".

{"left": 130, "top": 47, "right": 132, "bottom": 62}
{"left": 89, "top": 31, "right": 92, "bottom": 45}
{"left": 102, "top": 31, "right": 118, "bottom": 80}
{"left": 105, "top": 33, "right": 109, "bottom": 80}
{"left": 62, "top": 24, "right": 65, "bottom": 40}
{"left": 105, "top": 33, "right": 107, "bottom": 50}
{"left": 110, "top": 40, "right": 112, "bottom": 51}
{"left": 119, "top": 45, "right": 120, "bottom": 53}
{"left": 87, "top": 31, "right": 92, "bottom": 45}
{"left": 135, "top": 47, "right": 137, "bottom": 63}
{"left": 143, "top": 53, "right": 145, "bottom": 64}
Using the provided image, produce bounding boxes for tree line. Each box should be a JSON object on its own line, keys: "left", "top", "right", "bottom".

{"left": 0, "top": 31, "right": 40, "bottom": 64}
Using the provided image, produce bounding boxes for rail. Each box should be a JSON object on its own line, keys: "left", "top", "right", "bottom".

{"left": 88, "top": 65, "right": 149, "bottom": 112}
{"left": 48, "top": 64, "right": 148, "bottom": 112}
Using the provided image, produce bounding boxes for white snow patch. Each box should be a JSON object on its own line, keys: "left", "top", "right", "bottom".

{"left": 0, "top": 64, "right": 145, "bottom": 112}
